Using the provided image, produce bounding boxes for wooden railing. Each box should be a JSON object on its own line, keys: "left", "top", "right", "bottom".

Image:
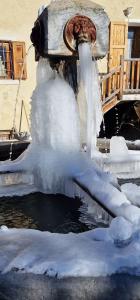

{"left": 100, "top": 56, "right": 140, "bottom": 113}
{"left": 100, "top": 65, "right": 122, "bottom": 104}
{"left": 123, "top": 58, "right": 140, "bottom": 93}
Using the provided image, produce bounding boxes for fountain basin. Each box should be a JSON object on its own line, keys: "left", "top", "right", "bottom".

{"left": 0, "top": 140, "right": 29, "bottom": 161}
{"left": 1, "top": 273, "right": 140, "bottom": 300}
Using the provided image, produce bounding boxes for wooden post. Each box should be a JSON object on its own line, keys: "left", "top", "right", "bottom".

{"left": 108, "top": 76, "right": 111, "bottom": 97}
{"left": 136, "top": 61, "right": 140, "bottom": 90}
{"left": 119, "top": 55, "right": 124, "bottom": 100}
{"left": 23, "top": 100, "right": 30, "bottom": 131}
{"left": 131, "top": 61, "right": 135, "bottom": 90}
{"left": 19, "top": 100, "right": 23, "bottom": 133}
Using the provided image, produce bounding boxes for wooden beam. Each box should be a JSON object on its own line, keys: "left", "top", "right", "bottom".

{"left": 136, "top": 61, "right": 140, "bottom": 90}
{"left": 124, "top": 58, "right": 140, "bottom": 62}
{"left": 131, "top": 61, "right": 135, "bottom": 90}
{"left": 102, "top": 89, "right": 120, "bottom": 105}
{"left": 103, "top": 97, "right": 120, "bottom": 114}
{"left": 100, "top": 65, "right": 121, "bottom": 82}
{"left": 119, "top": 55, "right": 124, "bottom": 100}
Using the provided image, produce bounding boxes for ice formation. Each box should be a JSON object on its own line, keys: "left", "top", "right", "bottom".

{"left": 0, "top": 54, "right": 112, "bottom": 197}
{"left": 78, "top": 43, "right": 102, "bottom": 157}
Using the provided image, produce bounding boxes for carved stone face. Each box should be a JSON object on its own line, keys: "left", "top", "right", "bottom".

{"left": 64, "top": 15, "right": 96, "bottom": 51}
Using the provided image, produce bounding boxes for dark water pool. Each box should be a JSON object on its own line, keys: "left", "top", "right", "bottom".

{"left": 0, "top": 193, "right": 89, "bottom": 233}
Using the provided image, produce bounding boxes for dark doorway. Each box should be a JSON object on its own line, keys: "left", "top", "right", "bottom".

{"left": 128, "top": 26, "right": 140, "bottom": 58}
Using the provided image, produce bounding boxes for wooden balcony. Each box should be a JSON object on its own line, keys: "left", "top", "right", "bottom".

{"left": 100, "top": 57, "right": 140, "bottom": 113}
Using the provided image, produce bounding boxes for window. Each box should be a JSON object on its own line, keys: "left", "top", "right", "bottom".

{"left": 128, "top": 28, "right": 135, "bottom": 58}
{"left": 0, "top": 41, "right": 27, "bottom": 80}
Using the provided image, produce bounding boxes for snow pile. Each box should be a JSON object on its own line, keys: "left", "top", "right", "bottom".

{"left": 134, "top": 140, "right": 140, "bottom": 146}
{"left": 110, "top": 136, "right": 128, "bottom": 157}
{"left": 109, "top": 217, "right": 133, "bottom": 247}
{"left": 0, "top": 216, "right": 140, "bottom": 277}
{"left": 103, "top": 136, "right": 140, "bottom": 163}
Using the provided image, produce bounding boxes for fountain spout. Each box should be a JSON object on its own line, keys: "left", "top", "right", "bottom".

{"left": 64, "top": 15, "right": 96, "bottom": 52}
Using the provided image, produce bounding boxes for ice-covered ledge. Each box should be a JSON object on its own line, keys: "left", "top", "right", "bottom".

{"left": 101, "top": 153, "right": 140, "bottom": 178}
{"left": 99, "top": 136, "right": 140, "bottom": 178}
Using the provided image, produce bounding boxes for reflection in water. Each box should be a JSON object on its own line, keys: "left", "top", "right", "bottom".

{"left": 0, "top": 193, "right": 111, "bottom": 233}
{"left": 0, "top": 193, "right": 88, "bottom": 233}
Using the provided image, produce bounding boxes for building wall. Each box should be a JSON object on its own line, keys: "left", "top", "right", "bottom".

{"left": 0, "top": 0, "right": 140, "bottom": 132}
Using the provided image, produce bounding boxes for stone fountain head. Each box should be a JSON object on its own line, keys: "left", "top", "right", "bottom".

{"left": 30, "top": 0, "right": 109, "bottom": 61}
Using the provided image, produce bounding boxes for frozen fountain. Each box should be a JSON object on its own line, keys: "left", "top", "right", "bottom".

{"left": 0, "top": 0, "right": 140, "bottom": 223}
{"left": 1, "top": 1, "right": 140, "bottom": 294}
{"left": 30, "top": 0, "right": 108, "bottom": 155}
{"left": 0, "top": 0, "right": 110, "bottom": 194}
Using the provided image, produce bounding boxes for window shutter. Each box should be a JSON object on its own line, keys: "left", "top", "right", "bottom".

{"left": 108, "top": 22, "right": 128, "bottom": 71}
{"left": 12, "top": 41, "right": 27, "bottom": 80}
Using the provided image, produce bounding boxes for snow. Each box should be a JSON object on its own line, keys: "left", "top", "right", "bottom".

{"left": 0, "top": 218, "right": 140, "bottom": 278}
{"left": 110, "top": 136, "right": 128, "bottom": 157}
{"left": 133, "top": 140, "right": 140, "bottom": 146}
{"left": 121, "top": 183, "right": 140, "bottom": 206}
{"left": 102, "top": 136, "right": 140, "bottom": 164}
{"left": 109, "top": 217, "right": 133, "bottom": 244}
